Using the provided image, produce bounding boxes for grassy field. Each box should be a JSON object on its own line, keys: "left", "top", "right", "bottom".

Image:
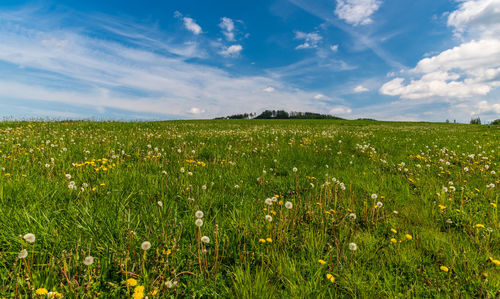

{"left": 0, "top": 120, "right": 498, "bottom": 298}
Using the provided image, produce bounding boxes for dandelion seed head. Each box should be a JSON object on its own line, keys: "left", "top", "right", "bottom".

{"left": 141, "top": 241, "right": 151, "bottom": 251}
{"left": 265, "top": 215, "right": 273, "bottom": 222}
{"left": 285, "top": 201, "right": 293, "bottom": 209}
{"left": 371, "top": 194, "right": 377, "bottom": 200}
{"left": 348, "top": 242, "right": 357, "bottom": 251}
{"left": 195, "top": 210, "right": 204, "bottom": 218}
{"left": 83, "top": 256, "right": 94, "bottom": 266}
{"left": 201, "top": 236, "right": 210, "bottom": 244}
{"left": 195, "top": 219, "right": 203, "bottom": 227}
{"left": 18, "top": 249, "right": 28, "bottom": 259}
{"left": 23, "top": 233, "right": 35, "bottom": 244}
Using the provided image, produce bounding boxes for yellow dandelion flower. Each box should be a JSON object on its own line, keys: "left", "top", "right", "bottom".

{"left": 475, "top": 224, "right": 485, "bottom": 228}
{"left": 438, "top": 204, "right": 446, "bottom": 210}
{"left": 491, "top": 203, "right": 497, "bottom": 208}
{"left": 390, "top": 238, "right": 397, "bottom": 244}
{"left": 258, "top": 239, "right": 266, "bottom": 243}
{"left": 489, "top": 258, "right": 500, "bottom": 266}
{"left": 440, "top": 266, "right": 449, "bottom": 272}
{"left": 318, "top": 259, "right": 327, "bottom": 265}
{"left": 266, "top": 238, "right": 272, "bottom": 243}
{"left": 149, "top": 289, "right": 160, "bottom": 296}
{"left": 390, "top": 228, "right": 397, "bottom": 234}
{"left": 35, "top": 288, "right": 48, "bottom": 295}
{"left": 132, "top": 292, "right": 145, "bottom": 299}
{"left": 134, "top": 286, "right": 145, "bottom": 294}
{"left": 326, "top": 273, "right": 335, "bottom": 283}
{"left": 405, "top": 234, "right": 412, "bottom": 240}
{"left": 126, "top": 278, "right": 138, "bottom": 287}
{"left": 482, "top": 273, "right": 488, "bottom": 278}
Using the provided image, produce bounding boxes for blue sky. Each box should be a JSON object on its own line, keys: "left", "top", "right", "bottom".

{"left": 0, "top": 0, "right": 499, "bottom": 122}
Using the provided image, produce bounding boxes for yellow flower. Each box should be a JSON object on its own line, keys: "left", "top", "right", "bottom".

{"left": 318, "top": 259, "right": 327, "bottom": 265}
{"left": 149, "top": 289, "right": 160, "bottom": 296}
{"left": 405, "top": 234, "right": 412, "bottom": 240}
{"left": 258, "top": 238, "right": 266, "bottom": 243}
{"left": 132, "top": 292, "right": 145, "bottom": 299}
{"left": 491, "top": 203, "right": 497, "bottom": 208}
{"left": 126, "top": 278, "right": 138, "bottom": 287}
{"left": 326, "top": 273, "right": 335, "bottom": 283}
{"left": 475, "top": 224, "right": 485, "bottom": 228}
{"left": 489, "top": 257, "right": 500, "bottom": 266}
{"left": 438, "top": 204, "right": 446, "bottom": 210}
{"left": 390, "top": 238, "right": 397, "bottom": 244}
{"left": 482, "top": 273, "right": 488, "bottom": 278}
{"left": 35, "top": 288, "right": 48, "bottom": 295}
{"left": 390, "top": 228, "right": 397, "bottom": 234}
{"left": 440, "top": 266, "right": 449, "bottom": 272}
{"left": 134, "top": 286, "right": 145, "bottom": 294}
{"left": 266, "top": 238, "right": 272, "bottom": 243}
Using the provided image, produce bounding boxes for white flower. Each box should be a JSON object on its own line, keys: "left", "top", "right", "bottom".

{"left": 348, "top": 242, "right": 358, "bottom": 251}
{"left": 371, "top": 194, "right": 377, "bottom": 200}
{"left": 264, "top": 198, "right": 273, "bottom": 206}
{"left": 450, "top": 186, "right": 456, "bottom": 192}
{"left": 65, "top": 174, "right": 72, "bottom": 179}
{"left": 165, "top": 280, "right": 174, "bottom": 288}
{"left": 195, "top": 219, "right": 203, "bottom": 227}
{"left": 265, "top": 215, "right": 273, "bottom": 222}
{"left": 45, "top": 164, "right": 50, "bottom": 168}
{"left": 141, "top": 241, "right": 151, "bottom": 251}
{"left": 23, "top": 233, "right": 35, "bottom": 244}
{"left": 195, "top": 210, "right": 204, "bottom": 218}
{"left": 18, "top": 249, "right": 28, "bottom": 259}
{"left": 292, "top": 167, "right": 298, "bottom": 172}
{"left": 188, "top": 171, "right": 193, "bottom": 176}
{"left": 234, "top": 184, "right": 239, "bottom": 188}
{"left": 446, "top": 219, "right": 453, "bottom": 224}
{"left": 464, "top": 167, "right": 469, "bottom": 172}
{"left": 202, "top": 185, "right": 207, "bottom": 190}
{"left": 285, "top": 201, "right": 293, "bottom": 209}
{"left": 157, "top": 201, "right": 163, "bottom": 207}
{"left": 83, "top": 256, "right": 94, "bottom": 266}
{"left": 201, "top": 236, "right": 210, "bottom": 244}
{"left": 376, "top": 202, "right": 383, "bottom": 208}
{"left": 348, "top": 213, "right": 356, "bottom": 220}
{"left": 180, "top": 167, "right": 185, "bottom": 173}
{"left": 442, "top": 186, "right": 448, "bottom": 193}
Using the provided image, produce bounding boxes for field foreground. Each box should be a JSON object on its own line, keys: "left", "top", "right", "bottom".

{"left": 0, "top": 120, "right": 498, "bottom": 298}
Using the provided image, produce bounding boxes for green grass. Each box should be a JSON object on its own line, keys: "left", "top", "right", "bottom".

{"left": 0, "top": 119, "right": 498, "bottom": 298}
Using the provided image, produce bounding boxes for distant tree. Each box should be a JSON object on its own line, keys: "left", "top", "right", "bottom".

{"left": 491, "top": 119, "right": 500, "bottom": 125}
{"left": 470, "top": 117, "right": 481, "bottom": 125}
{"left": 275, "top": 110, "right": 289, "bottom": 119}
{"left": 445, "top": 119, "right": 450, "bottom": 123}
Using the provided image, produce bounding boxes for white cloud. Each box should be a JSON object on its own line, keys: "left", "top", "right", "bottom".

{"left": 330, "top": 44, "right": 339, "bottom": 52}
{"left": 314, "top": 93, "right": 325, "bottom": 99}
{"left": 335, "top": 0, "right": 382, "bottom": 26}
{"left": 183, "top": 17, "right": 202, "bottom": 35}
{"left": 329, "top": 106, "right": 352, "bottom": 115}
{"left": 263, "top": 87, "right": 275, "bottom": 92}
{"left": 353, "top": 85, "right": 369, "bottom": 93}
{"left": 294, "top": 31, "right": 322, "bottom": 49}
{"left": 189, "top": 107, "right": 205, "bottom": 114}
{"left": 447, "top": 0, "right": 500, "bottom": 39}
{"left": 219, "top": 17, "right": 235, "bottom": 41}
{"left": 220, "top": 44, "right": 243, "bottom": 56}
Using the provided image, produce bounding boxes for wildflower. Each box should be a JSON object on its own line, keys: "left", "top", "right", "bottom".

{"left": 258, "top": 238, "right": 266, "bottom": 243}
{"left": 141, "top": 241, "right": 151, "bottom": 251}
{"left": 266, "top": 237, "right": 272, "bottom": 243}
{"left": 318, "top": 259, "right": 327, "bottom": 265}
{"left": 134, "top": 286, "right": 145, "bottom": 294}
{"left": 157, "top": 201, "right": 163, "bottom": 207}
{"left": 35, "top": 288, "right": 48, "bottom": 295}
{"left": 195, "top": 210, "right": 204, "bottom": 218}
{"left": 405, "top": 234, "right": 412, "bottom": 240}
{"left": 202, "top": 185, "right": 207, "bottom": 190}
{"left": 265, "top": 215, "right": 273, "bottom": 222}
{"left": 489, "top": 257, "right": 500, "bottom": 266}
{"left": 464, "top": 167, "right": 469, "bottom": 172}
{"left": 326, "top": 273, "right": 335, "bottom": 283}
{"left": 293, "top": 167, "right": 298, "bottom": 172}
{"left": 47, "top": 291, "right": 63, "bottom": 298}
{"left": 475, "top": 224, "right": 485, "bottom": 229}
{"left": 390, "top": 228, "right": 397, "bottom": 234}
{"left": 371, "top": 194, "right": 377, "bottom": 200}
{"left": 23, "top": 233, "right": 36, "bottom": 244}
{"left": 126, "top": 278, "right": 138, "bottom": 286}
{"left": 180, "top": 167, "right": 185, "bottom": 173}
{"left": 491, "top": 203, "right": 497, "bottom": 208}
{"left": 285, "top": 201, "right": 293, "bottom": 209}
{"left": 390, "top": 238, "right": 397, "bottom": 244}
{"left": 446, "top": 218, "right": 453, "bottom": 224}
{"left": 348, "top": 242, "right": 357, "bottom": 251}
{"left": 264, "top": 198, "right": 273, "bottom": 205}
{"left": 376, "top": 202, "right": 383, "bottom": 208}
{"left": 201, "top": 236, "right": 210, "bottom": 244}
{"left": 165, "top": 280, "right": 174, "bottom": 288}
{"left": 348, "top": 213, "right": 356, "bottom": 220}
{"left": 83, "top": 256, "right": 94, "bottom": 266}
{"left": 195, "top": 219, "right": 203, "bottom": 227}
{"left": 18, "top": 249, "right": 28, "bottom": 259}
{"left": 65, "top": 174, "right": 71, "bottom": 179}
{"left": 440, "top": 266, "right": 449, "bottom": 272}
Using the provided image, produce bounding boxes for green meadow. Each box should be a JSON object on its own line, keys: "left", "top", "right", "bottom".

{"left": 0, "top": 120, "right": 498, "bottom": 298}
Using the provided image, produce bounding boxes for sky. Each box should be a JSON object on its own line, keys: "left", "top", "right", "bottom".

{"left": 0, "top": 0, "right": 499, "bottom": 122}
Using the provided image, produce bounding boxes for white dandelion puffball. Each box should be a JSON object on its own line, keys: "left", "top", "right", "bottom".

{"left": 202, "top": 185, "right": 207, "bottom": 190}
{"left": 195, "top": 219, "right": 204, "bottom": 227}
{"left": 201, "top": 236, "right": 210, "bottom": 244}
{"left": 23, "top": 233, "right": 35, "bottom": 244}
{"left": 65, "top": 174, "right": 72, "bottom": 179}
{"left": 83, "top": 256, "right": 94, "bottom": 266}
{"left": 371, "top": 194, "right": 377, "bottom": 200}
{"left": 195, "top": 210, "right": 204, "bottom": 219}
{"left": 464, "top": 167, "right": 469, "bottom": 172}
{"left": 293, "top": 167, "right": 298, "bottom": 172}
{"left": 348, "top": 242, "right": 358, "bottom": 251}
{"left": 165, "top": 280, "right": 174, "bottom": 288}
{"left": 18, "top": 249, "right": 28, "bottom": 259}
{"left": 265, "top": 215, "right": 273, "bottom": 222}
{"left": 264, "top": 198, "right": 273, "bottom": 205}
{"left": 285, "top": 201, "right": 293, "bottom": 209}
{"left": 376, "top": 202, "right": 383, "bottom": 208}
{"left": 348, "top": 213, "right": 357, "bottom": 220}
{"left": 141, "top": 241, "right": 151, "bottom": 251}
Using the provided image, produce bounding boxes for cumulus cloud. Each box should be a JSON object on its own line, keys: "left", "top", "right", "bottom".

{"left": 294, "top": 31, "right": 322, "bottom": 49}
{"left": 189, "top": 107, "right": 205, "bottom": 114}
{"left": 314, "top": 93, "right": 325, "bottom": 99}
{"left": 447, "top": 0, "right": 500, "bottom": 39}
{"left": 335, "top": 0, "right": 382, "bottom": 26}
{"left": 220, "top": 44, "right": 243, "bottom": 56}
{"left": 353, "top": 85, "right": 369, "bottom": 93}
{"left": 219, "top": 17, "right": 235, "bottom": 41}
{"left": 183, "top": 17, "right": 202, "bottom": 35}
{"left": 263, "top": 87, "right": 275, "bottom": 92}
{"left": 329, "top": 106, "right": 352, "bottom": 115}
